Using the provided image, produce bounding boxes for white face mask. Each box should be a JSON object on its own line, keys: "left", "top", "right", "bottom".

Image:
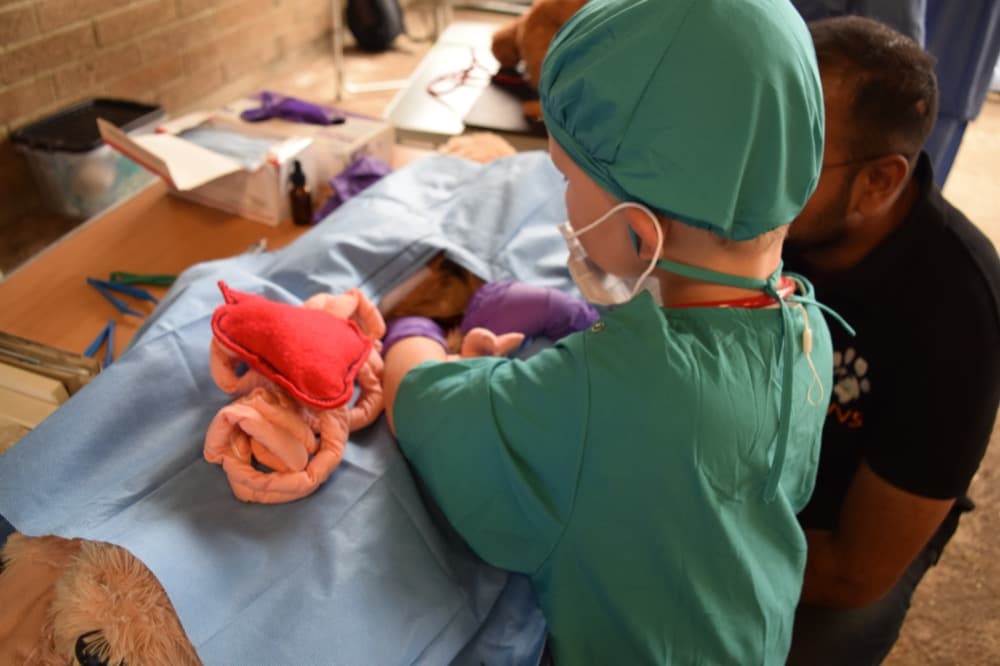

{"left": 559, "top": 202, "right": 663, "bottom": 305}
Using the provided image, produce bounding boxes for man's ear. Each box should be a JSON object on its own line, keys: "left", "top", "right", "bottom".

{"left": 853, "top": 154, "right": 911, "bottom": 217}
{"left": 622, "top": 206, "right": 667, "bottom": 261}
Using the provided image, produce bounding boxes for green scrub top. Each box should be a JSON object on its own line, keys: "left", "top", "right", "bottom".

{"left": 394, "top": 291, "right": 833, "bottom": 664}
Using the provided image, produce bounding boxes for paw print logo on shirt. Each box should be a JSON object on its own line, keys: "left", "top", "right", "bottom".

{"left": 832, "top": 347, "right": 871, "bottom": 405}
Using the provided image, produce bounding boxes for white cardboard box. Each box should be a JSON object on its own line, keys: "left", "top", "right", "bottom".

{"left": 98, "top": 105, "right": 395, "bottom": 226}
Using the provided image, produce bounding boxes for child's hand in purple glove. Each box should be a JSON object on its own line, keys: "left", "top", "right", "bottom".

{"left": 381, "top": 316, "right": 524, "bottom": 361}
{"left": 382, "top": 316, "right": 447, "bottom": 356}
{"left": 460, "top": 281, "right": 599, "bottom": 341}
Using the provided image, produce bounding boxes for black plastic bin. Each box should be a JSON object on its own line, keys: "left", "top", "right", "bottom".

{"left": 11, "top": 98, "right": 165, "bottom": 218}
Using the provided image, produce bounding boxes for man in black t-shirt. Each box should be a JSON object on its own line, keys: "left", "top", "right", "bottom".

{"left": 784, "top": 17, "right": 1000, "bottom": 665}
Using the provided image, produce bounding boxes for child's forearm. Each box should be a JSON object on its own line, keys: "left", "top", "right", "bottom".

{"left": 383, "top": 337, "right": 447, "bottom": 435}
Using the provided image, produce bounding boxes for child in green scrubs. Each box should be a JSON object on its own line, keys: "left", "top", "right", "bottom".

{"left": 384, "top": 0, "right": 835, "bottom": 662}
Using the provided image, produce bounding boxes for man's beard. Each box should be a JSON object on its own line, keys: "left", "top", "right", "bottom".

{"left": 786, "top": 181, "right": 853, "bottom": 255}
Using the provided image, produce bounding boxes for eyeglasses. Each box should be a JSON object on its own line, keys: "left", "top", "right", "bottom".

{"left": 822, "top": 152, "right": 916, "bottom": 170}
{"left": 425, "top": 48, "right": 493, "bottom": 98}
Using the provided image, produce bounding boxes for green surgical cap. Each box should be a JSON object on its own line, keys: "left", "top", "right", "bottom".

{"left": 540, "top": 0, "right": 824, "bottom": 240}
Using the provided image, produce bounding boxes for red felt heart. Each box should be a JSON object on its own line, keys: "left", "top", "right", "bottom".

{"left": 211, "top": 282, "right": 373, "bottom": 409}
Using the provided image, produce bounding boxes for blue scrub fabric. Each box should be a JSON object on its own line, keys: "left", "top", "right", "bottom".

{"left": 789, "top": 0, "right": 926, "bottom": 44}
{"left": 924, "top": 0, "right": 1000, "bottom": 185}
{"left": 0, "top": 153, "right": 571, "bottom": 665}
{"left": 792, "top": 0, "right": 1000, "bottom": 186}
{"left": 923, "top": 116, "right": 967, "bottom": 188}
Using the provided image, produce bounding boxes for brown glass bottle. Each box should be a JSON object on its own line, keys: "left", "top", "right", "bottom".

{"left": 289, "top": 160, "right": 313, "bottom": 226}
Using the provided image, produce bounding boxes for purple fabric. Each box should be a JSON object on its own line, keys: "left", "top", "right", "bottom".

{"left": 383, "top": 316, "right": 447, "bottom": 356}
{"left": 313, "top": 156, "right": 393, "bottom": 222}
{"left": 240, "top": 91, "right": 346, "bottom": 125}
{"left": 461, "top": 281, "right": 599, "bottom": 341}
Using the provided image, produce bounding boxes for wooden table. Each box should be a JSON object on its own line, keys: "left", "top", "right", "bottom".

{"left": 0, "top": 145, "right": 430, "bottom": 360}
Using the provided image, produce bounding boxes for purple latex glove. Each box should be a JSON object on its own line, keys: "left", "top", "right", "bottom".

{"left": 312, "top": 156, "right": 393, "bottom": 223}
{"left": 382, "top": 316, "right": 447, "bottom": 356}
{"left": 461, "top": 281, "right": 600, "bottom": 340}
{"left": 240, "top": 91, "right": 346, "bottom": 125}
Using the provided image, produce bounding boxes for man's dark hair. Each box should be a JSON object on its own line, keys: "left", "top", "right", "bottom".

{"left": 809, "top": 16, "right": 938, "bottom": 161}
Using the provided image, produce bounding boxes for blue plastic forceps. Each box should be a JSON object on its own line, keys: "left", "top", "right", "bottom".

{"left": 84, "top": 319, "right": 116, "bottom": 367}
{"left": 86, "top": 277, "right": 159, "bottom": 316}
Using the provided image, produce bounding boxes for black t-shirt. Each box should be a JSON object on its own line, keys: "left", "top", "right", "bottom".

{"left": 785, "top": 153, "right": 1000, "bottom": 532}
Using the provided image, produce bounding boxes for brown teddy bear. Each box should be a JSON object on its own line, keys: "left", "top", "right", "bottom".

{"left": 490, "top": 0, "right": 588, "bottom": 121}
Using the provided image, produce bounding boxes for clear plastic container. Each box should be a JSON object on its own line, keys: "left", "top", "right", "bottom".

{"left": 11, "top": 98, "right": 165, "bottom": 218}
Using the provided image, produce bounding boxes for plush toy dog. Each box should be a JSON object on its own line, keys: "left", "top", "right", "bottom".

{"left": 490, "top": 0, "right": 588, "bottom": 120}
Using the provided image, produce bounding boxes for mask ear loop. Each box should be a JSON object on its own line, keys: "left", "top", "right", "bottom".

{"left": 623, "top": 203, "right": 663, "bottom": 299}
{"left": 570, "top": 202, "right": 664, "bottom": 302}
{"left": 569, "top": 201, "right": 636, "bottom": 237}
{"left": 625, "top": 207, "right": 663, "bottom": 300}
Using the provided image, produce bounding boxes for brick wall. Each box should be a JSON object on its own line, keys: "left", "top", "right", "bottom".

{"left": 0, "top": 0, "right": 334, "bottom": 227}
